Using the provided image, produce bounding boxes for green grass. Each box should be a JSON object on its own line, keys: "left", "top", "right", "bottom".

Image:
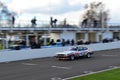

{"left": 69, "top": 68, "right": 120, "bottom": 80}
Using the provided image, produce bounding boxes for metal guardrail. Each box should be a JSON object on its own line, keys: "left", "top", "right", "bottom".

{"left": 0, "top": 27, "right": 120, "bottom": 32}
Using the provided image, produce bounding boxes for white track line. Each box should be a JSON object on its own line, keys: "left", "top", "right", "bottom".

{"left": 22, "top": 63, "right": 37, "bottom": 66}
{"left": 63, "top": 66, "right": 120, "bottom": 80}
{"left": 52, "top": 66, "right": 71, "bottom": 70}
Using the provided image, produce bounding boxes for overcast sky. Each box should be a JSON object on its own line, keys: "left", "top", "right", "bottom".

{"left": 1, "top": 0, "right": 120, "bottom": 25}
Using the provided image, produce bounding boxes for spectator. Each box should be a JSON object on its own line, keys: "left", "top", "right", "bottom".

{"left": 66, "top": 40, "right": 70, "bottom": 45}
{"left": 63, "top": 18, "right": 67, "bottom": 26}
{"left": 50, "top": 39, "right": 55, "bottom": 45}
{"left": 53, "top": 19, "right": 57, "bottom": 27}
{"left": 50, "top": 17, "right": 53, "bottom": 27}
{"left": 71, "top": 39, "right": 75, "bottom": 45}
{"left": 50, "top": 17, "right": 58, "bottom": 27}
{"left": 12, "top": 16, "right": 15, "bottom": 26}
{"left": 31, "top": 16, "right": 37, "bottom": 27}
{"left": 62, "top": 39, "right": 65, "bottom": 46}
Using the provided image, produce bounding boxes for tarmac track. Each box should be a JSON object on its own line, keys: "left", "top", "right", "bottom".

{"left": 0, "top": 48, "right": 120, "bottom": 80}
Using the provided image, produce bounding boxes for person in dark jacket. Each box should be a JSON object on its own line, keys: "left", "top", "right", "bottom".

{"left": 12, "top": 16, "right": 15, "bottom": 26}
{"left": 31, "top": 16, "right": 37, "bottom": 27}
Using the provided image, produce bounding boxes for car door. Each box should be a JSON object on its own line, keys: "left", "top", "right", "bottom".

{"left": 78, "top": 47, "right": 84, "bottom": 56}
{"left": 82, "top": 47, "right": 89, "bottom": 55}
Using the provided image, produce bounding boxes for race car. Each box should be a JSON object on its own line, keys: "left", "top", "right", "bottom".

{"left": 55, "top": 46, "right": 94, "bottom": 60}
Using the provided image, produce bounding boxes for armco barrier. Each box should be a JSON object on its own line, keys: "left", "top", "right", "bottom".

{"left": 0, "top": 41, "right": 120, "bottom": 63}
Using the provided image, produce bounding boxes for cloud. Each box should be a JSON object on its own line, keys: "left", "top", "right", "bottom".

{"left": 22, "top": 3, "right": 83, "bottom": 14}
{"left": 7, "top": 0, "right": 83, "bottom": 14}
{"left": 5, "top": 0, "right": 120, "bottom": 24}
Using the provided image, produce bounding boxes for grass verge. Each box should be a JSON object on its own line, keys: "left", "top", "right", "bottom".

{"left": 69, "top": 68, "right": 120, "bottom": 80}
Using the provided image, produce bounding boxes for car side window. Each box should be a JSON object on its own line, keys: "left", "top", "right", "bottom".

{"left": 78, "top": 47, "right": 83, "bottom": 51}
{"left": 83, "top": 47, "right": 88, "bottom": 50}
{"left": 78, "top": 49, "right": 82, "bottom": 51}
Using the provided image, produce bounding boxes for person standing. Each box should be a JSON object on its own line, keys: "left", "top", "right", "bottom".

{"left": 64, "top": 18, "right": 67, "bottom": 26}
{"left": 50, "top": 17, "right": 53, "bottom": 27}
{"left": 71, "top": 39, "right": 75, "bottom": 45}
{"left": 12, "top": 16, "right": 15, "bottom": 26}
{"left": 31, "top": 16, "right": 37, "bottom": 27}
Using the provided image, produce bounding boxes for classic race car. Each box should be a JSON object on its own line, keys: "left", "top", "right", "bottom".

{"left": 55, "top": 46, "right": 94, "bottom": 60}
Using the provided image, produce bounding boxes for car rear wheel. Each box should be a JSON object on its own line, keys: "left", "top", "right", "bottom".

{"left": 70, "top": 56, "right": 75, "bottom": 60}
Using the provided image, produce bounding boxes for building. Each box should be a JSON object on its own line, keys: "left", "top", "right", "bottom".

{"left": 0, "top": 24, "right": 120, "bottom": 48}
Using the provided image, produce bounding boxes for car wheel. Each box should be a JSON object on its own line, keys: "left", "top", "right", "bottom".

{"left": 86, "top": 53, "right": 91, "bottom": 58}
{"left": 70, "top": 56, "right": 75, "bottom": 60}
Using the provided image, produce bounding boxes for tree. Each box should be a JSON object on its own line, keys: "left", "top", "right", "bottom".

{"left": 81, "top": 2, "right": 109, "bottom": 28}
{"left": 0, "top": 1, "right": 16, "bottom": 27}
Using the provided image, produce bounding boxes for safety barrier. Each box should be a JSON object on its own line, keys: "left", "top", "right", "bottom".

{"left": 0, "top": 41, "right": 120, "bottom": 63}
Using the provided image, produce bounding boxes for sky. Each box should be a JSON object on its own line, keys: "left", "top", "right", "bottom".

{"left": 1, "top": 0, "right": 120, "bottom": 25}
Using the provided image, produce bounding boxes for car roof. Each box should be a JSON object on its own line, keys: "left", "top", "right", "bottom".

{"left": 75, "top": 46, "right": 87, "bottom": 48}
{"left": 70, "top": 46, "right": 88, "bottom": 49}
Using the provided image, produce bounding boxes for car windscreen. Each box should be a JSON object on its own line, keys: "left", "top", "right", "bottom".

{"left": 78, "top": 47, "right": 88, "bottom": 51}
{"left": 70, "top": 48, "right": 77, "bottom": 51}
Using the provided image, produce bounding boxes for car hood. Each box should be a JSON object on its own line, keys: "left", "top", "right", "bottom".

{"left": 56, "top": 51, "right": 75, "bottom": 55}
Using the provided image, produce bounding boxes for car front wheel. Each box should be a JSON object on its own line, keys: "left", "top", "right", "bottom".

{"left": 86, "top": 53, "right": 91, "bottom": 58}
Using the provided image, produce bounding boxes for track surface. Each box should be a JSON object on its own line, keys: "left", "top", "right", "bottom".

{"left": 0, "top": 49, "right": 120, "bottom": 80}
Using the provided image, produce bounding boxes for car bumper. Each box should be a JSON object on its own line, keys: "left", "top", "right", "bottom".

{"left": 55, "top": 56, "right": 70, "bottom": 60}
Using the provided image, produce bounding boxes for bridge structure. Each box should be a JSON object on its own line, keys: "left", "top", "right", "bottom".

{"left": 0, "top": 22, "right": 120, "bottom": 49}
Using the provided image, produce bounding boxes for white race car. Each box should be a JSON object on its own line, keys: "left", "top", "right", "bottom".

{"left": 55, "top": 46, "right": 94, "bottom": 60}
